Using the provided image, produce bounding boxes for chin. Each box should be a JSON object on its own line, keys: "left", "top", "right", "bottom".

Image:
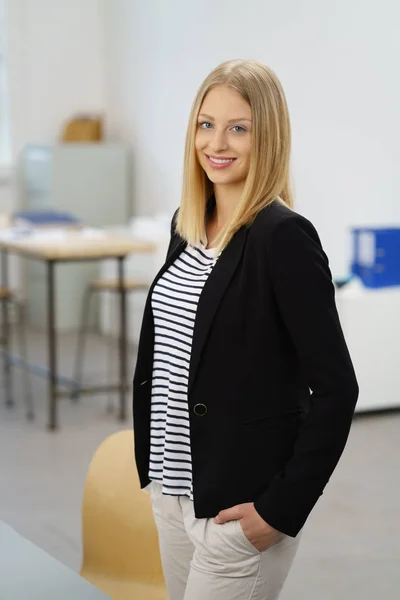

{"left": 207, "top": 173, "right": 241, "bottom": 186}
{"left": 203, "top": 167, "right": 235, "bottom": 182}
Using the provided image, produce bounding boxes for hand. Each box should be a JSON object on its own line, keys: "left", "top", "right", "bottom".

{"left": 214, "top": 503, "right": 282, "bottom": 552}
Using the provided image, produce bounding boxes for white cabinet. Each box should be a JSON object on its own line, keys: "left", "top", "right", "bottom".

{"left": 19, "top": 143, "right": 131, "bottom": 330}
{"left": 336, "top": 283, "right": 400, "bottom": 412}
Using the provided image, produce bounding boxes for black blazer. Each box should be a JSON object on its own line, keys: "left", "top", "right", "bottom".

{"left": 132, "top": 200, "right": 358, "bottom": 537}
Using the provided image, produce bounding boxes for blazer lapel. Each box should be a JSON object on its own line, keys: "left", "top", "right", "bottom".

{"left": 188, "top": 226, "right": 249, "bottom": 393}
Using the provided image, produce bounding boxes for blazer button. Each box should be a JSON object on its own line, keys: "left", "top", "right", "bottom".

{"left": 193, "top": 403, "right": 207, "bottom": 416}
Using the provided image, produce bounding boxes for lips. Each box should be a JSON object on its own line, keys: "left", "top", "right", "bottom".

{"left": 205, "top": 154, "right": 237, "bottom": 169}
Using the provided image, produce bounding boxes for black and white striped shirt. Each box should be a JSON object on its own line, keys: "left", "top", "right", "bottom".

{"left": 148, "top": 242, "right": 219, "bottom": 498}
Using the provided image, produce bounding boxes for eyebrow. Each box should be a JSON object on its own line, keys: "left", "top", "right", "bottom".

{"left": 198, "top": 113, "right": 252, "bottom": 123}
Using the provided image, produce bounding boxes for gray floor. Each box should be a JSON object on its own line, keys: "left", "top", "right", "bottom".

{"left": 1, "top": 329, "right": 400, "bottom": 599}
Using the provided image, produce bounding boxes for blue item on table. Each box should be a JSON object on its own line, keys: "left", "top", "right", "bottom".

{"left": 13, "top": 209, "right": 81, "bottom": 226}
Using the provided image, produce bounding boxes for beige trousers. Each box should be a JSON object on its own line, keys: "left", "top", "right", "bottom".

{"left": 147, "top": 482, "right": 301, "bottom": 600}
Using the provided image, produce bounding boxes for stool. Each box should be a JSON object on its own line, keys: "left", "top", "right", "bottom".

{"left": 71, "top": 279, "right": 149, "bottom": 410}
{"left": 0, "top": 287, "right": 34, "bottom": 420}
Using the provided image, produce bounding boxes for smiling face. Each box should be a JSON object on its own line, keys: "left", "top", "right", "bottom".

{"left": 195, "top": 84, "right": 253, "bottom": 190}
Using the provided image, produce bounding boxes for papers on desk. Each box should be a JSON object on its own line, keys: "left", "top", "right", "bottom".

{"left": 0, "top": 228, "right": 29, "bottom": 241}
{"left": 80, "top": 228, "right": 107, "bottom": 239}
{"left": 0, "top": 227, "right": 106, "bottom": 244}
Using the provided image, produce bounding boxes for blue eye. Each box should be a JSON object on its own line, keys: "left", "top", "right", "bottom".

{"left": 199, "top": 121, "right": 213, "bottom": 129}
{"left": 198, "top": 122, "right": 247, "bottom": 132}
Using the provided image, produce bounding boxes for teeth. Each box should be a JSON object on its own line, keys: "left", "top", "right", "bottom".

{"left": 209, "top": 156, "right": 233, "bottom": 164}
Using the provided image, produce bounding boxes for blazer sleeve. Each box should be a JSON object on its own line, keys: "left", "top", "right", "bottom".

{"left": 253, "top": 213, "right": 359, "bottom": 538}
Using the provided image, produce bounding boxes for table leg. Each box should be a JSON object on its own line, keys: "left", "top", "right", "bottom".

{"left": 47, "top": 260, "right": 58, "bottom": 430}
{"left": 1, "top": 249, "right": 13, "bottom": 407}
{"left": 118, "top": 256, "right": 127, "bottom": 421}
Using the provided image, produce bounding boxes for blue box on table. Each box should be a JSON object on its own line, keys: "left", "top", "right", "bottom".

{"left": 351, "top": 227, "right": 400, "bottom": 288}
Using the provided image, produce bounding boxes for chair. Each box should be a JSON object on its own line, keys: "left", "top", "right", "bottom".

{"left": 0, "top": 287, "right": 34, "bottom": 420}
{"left": 71, "top": 279, "right": 148, "bottom": 409}
{"left": 80, "top": 430, "right": 167, "bottom": 600}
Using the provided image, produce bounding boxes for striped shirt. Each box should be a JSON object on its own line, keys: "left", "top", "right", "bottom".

{"left": 148, "top": 242, "right": 219, "bottom": 498}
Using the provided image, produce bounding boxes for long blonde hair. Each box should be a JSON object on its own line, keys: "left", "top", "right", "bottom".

{"left": 176, "top": 59, "right": 293, "bottom": 253}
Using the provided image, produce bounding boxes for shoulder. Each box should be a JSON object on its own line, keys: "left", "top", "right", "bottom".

{"left": 249, "top": 200, "right": 322, "bottom": 250}
{"left": 247, "top": 200, "right": 330, "bottom": 275}
{"left": 171, "top": 208, "right": 179, "bottom": 232}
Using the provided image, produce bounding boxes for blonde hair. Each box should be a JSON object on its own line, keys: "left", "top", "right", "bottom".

{"left": 176, "top": 59, "right": 293, "bottom": 253}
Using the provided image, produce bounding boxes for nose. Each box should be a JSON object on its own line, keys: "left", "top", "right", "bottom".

{"left": 208, "top": 128, "right": 228, "bottom": 153}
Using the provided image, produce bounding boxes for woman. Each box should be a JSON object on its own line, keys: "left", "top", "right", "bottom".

{"left": 133, "top": 59, "right": 358, "bottom": 600}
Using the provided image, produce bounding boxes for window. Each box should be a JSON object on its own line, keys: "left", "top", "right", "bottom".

{"left": 0, "top": 0, "right": 10, "bottom": 167}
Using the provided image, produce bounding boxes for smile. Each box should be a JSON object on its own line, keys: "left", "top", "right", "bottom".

{"left": 205, "top": 155, "right": 237, "bottom": 169}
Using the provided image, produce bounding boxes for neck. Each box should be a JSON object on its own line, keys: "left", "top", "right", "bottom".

{"left": 212, "top": 181, "right": 245, "bottom": 229}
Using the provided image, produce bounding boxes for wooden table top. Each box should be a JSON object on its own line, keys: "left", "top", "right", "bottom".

{"left": 0, "top": 231, "right": 156, "bottom": 261}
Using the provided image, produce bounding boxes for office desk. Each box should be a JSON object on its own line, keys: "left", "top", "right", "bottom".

{"left": 0, "top": 231, "right": 155, "bottom": 430}
{"left": 0, "top": 521, "right": 111, "bottom": 599}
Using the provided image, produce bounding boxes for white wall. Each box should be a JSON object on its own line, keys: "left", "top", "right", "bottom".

{"left": 7, "top": 0, "right": 106, "bottom": 159}
{"left": 103, "top": 0, "right": 400, "bottom": 276}
{"left": 0, "top": 0, "right": 106, "bottom": 292}
{"left": 1, "top": 0, "right": 106, "bottom": 215}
